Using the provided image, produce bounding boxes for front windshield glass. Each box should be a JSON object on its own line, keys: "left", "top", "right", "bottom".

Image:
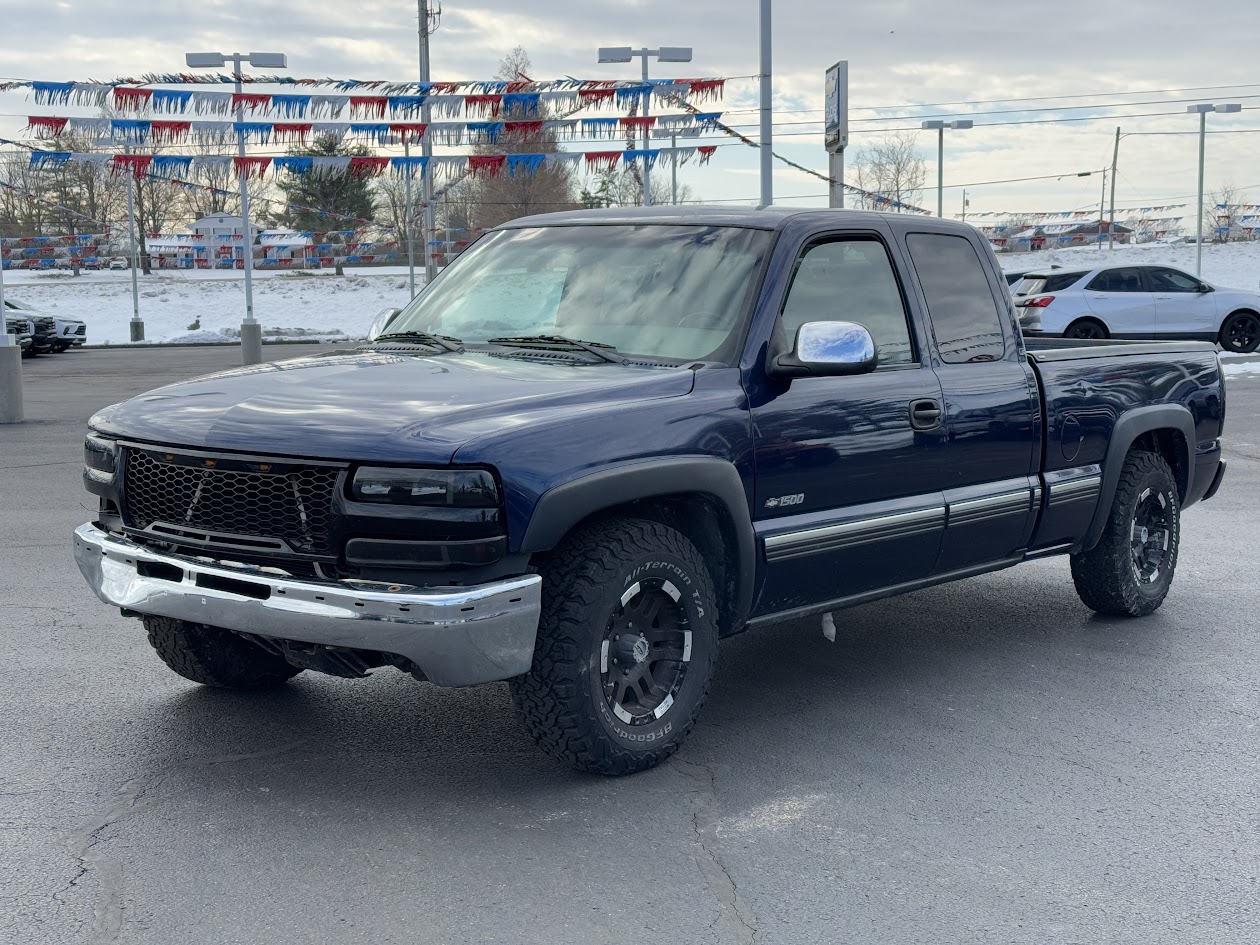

{"left": 386, "top": 224, "right": 772, "bottom": 362}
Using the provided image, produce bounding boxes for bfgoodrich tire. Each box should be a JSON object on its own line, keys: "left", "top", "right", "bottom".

{"left": 144, "top": 616, "right": 303, "bottom": 689}
{"left": 1070, "top": 451, "right": 1181, "bottom": 617}
{"left": 510, "top": 517, "right": 718, "bottom": 776}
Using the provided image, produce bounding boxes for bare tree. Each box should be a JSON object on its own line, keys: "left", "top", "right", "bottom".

{"left": 850, "top": 131, "right": 927, "bottom": 212}
{"left": 466, "top": 47, "right": 579, "bottom": 228}
{"left": 1205, "top": 183, "right": 1249, "bottom": 242}
{"left": 580, "top": 168, "right": 692, "bottom": 207}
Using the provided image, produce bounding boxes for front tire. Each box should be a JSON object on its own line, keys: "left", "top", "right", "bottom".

{"left": 1219, "top": 310, "right": 1260, "bottom": 353}
{"left": 1070, "top": 451, "right": 1180, "bottom": 617}
{"left": 510, "top": 518, "right": 718, "bottom": 776}
{"left": 144, "top": 616, "right": 303, "bottom": 689}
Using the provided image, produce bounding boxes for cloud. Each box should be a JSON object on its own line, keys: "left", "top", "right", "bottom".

{"left": 1, "top": 0, "right": 1256, "bottom": 213}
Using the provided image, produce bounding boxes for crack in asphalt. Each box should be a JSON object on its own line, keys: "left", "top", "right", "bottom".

{"left": 671, "top": 758, "right": 759, "bottom": 945}
{"left": 51, "top": 739, "right": 310, "bottom": 944}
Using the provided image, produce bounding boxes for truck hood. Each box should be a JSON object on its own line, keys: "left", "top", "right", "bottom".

{"left": 90, "top": 349, "right": 696, "bottom": 464}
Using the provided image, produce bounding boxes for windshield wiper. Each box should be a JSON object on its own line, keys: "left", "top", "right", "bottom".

{"left": 486, "top": 334, "right": 629, "bottom": 365}
{"left": 372, "top": 331, "right": 464, "bottom": 353}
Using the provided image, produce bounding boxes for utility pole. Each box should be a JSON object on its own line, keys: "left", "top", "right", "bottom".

{"left": 125, "top": 144, "right": 144, "bottom": 342}
{"left": 1109, "top": 126, "right": 1120, "bottom": 250}
{"left": 404, "top": 138, "right": 416, "bottom": 299}
{"left": 418, "top": 0, "right": 438, "bottom": 285}
{"left": 759, "top": 0, "right": 773, "bottom": 206}
{"left": 1098, "top": 168, "right": 1107, "bottom": 248}
{"left": 962, "top": 189, "right": 968, "bottom": 223}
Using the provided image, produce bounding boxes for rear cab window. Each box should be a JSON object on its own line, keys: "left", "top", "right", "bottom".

{"left": 905, "top": 233, "right": 1008, "bottom": 363}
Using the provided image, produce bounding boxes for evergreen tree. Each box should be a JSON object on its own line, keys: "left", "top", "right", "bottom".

{"left": 276, "top": 135, "right": 377, "bottom": 231}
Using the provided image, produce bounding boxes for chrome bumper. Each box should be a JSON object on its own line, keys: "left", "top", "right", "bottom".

{"left": 73, "top": 523, "right": 542, "bottom": 687}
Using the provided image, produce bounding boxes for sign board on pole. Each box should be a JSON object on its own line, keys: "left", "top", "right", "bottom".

{"left": 824, "top": 60, "right": 848, "bottom": 154}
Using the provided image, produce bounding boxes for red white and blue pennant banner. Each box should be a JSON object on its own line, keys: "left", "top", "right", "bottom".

{"left": 4, "top": 81, "right": 725, "bottom": 118}
{"left": 29, "top": 147, "right": 720, "bottom": 180}
{"left": 28, "top": 114, "right": 723, "bottom": 147}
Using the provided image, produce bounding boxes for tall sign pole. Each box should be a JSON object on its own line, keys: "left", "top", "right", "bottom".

{"left": 418, "top": 0, "right": 437, "bottom": 285}
{"left": 825, "top": 60, "right": 848, "bottom": 208}
{"left": 759, "top": 0, "right": 773, "bottom": 206}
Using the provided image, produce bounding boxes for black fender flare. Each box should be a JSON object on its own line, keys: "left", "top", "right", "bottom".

{"left": 1080, "top": 404, "right": 1196, "bottom": 551}
{"left": 519, "top": 457, "right": 757, "bottom": 629}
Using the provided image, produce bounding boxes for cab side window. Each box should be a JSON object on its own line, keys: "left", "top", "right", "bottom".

{"left": 779, "top": 237, "right": 916, "bottom": 366}
{"left": 905, "top": 232, "right": 1008, "bottom": 364}
{"left": 1087, "top": 268, "right": 1144, "bottom": 292}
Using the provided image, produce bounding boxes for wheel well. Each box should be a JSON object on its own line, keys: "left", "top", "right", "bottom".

{"left": 1220, "top": 307, "right": 1260, "bottom": 332}
{"left": 1065, "top": 316, "right": 1109, "bottom": 337}
{"left": 533, "top": 493, "right": 742, "bottom": 638}
{"left": 1131, "top": 429, "right": 1189, "bottom": 501}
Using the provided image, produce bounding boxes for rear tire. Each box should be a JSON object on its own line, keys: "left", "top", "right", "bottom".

{"left": 144, "top": 616, "right": 303, "bottom": 689}
{"left": 1219, "top": 310, "right": 1260, "bottom": 353}
{"left": 1064, "top": 318, "right": 1109, "bottom": 340}
{"left": 1070, "top": 451, "right": 1180, "bottom": 617}
{"left": 510, "top": 518, "right": 718, "bottom": 776}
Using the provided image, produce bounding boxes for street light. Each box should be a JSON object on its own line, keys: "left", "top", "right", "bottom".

{"left": 1188, "top": 102, "right": 1243, "bottom": 277}
{"left": 596, "top": 45, "right": 693, "bottom": 206}
{"left": 922, "top": 119, "right": 972, "bottom": 218}
{"left": 185, "top": 51, "right": 289, "bottom": 365}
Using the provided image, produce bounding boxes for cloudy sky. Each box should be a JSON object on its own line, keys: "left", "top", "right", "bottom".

{"left": 2, "top": 0, "right": 1258, "bottom": 219}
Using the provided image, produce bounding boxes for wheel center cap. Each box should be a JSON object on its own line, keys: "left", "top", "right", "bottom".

{"left": 1136, "top": 525, "right": 1149, "bottom": 544}
{"left": 631, "top": 634, "right": 650, "bottom": 664}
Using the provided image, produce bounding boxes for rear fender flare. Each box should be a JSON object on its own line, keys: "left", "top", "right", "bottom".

{"left": 1079, "top": 404, "right": 1195, "bottom": 552}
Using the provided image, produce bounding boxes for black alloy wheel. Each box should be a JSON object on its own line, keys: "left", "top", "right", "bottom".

{"left": 1220, "top": 311, "right": 1260, "bottom": 353}
{"left": 600, "top": 578, "right": 693, "bottom": 727}
{"left": 1130, "top": 486, "right": 1173, "bottom": 586}
{"left": 1065, "top": 320, "right": 1107, "bottom": 340}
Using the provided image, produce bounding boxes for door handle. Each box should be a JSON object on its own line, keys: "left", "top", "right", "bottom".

{"left": 909, "top": 399, "right": 943, "bottom": 431}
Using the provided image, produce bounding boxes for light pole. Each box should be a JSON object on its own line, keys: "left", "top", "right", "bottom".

{"left": 597, "top": 45, "right": 693, "bottom": 206}
{"left": 0, "top": 167, "right": 20, "bottom": 422}
{"left": 186, "top": 51, "right": 288, "bottom": 365}
{"left": 1188, "top": 103, "right": 1242, "bottom": 277}
{"left": 921, "top": 120, "right": 972, "bottom": 218}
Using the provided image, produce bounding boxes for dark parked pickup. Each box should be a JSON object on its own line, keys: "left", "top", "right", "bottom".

{"left": 75, "top": 208, "right": 1227, "bottom": 775}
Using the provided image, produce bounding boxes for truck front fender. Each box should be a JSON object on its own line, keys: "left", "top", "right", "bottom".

{"left": 519, "top": 457, "right": 757, "bottom": 632}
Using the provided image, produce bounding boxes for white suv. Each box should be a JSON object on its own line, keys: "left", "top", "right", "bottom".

{"left": 1015, "top": 264, "right": 1260, "bottom": 353}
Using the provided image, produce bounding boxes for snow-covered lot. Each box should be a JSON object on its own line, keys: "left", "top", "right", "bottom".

{"left": 4, "top": 238, "right": 1260, "bottom": 370}
{"left": 2, "top": 266, "right": 421, "bottom": 346}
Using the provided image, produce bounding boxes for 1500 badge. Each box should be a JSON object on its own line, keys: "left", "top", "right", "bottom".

{"left": 765, "top": 493, "right": 805, "bottom": 509}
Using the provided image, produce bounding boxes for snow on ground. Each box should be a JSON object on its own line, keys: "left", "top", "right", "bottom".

{"left": 4, "top": 239, "right": 1260, "bottom": 347}
{"left": 2, "top": 266, "right": 424, "bottom": 345}
{"left": 996, "top": 239, "right": 1260, "bottom": 291}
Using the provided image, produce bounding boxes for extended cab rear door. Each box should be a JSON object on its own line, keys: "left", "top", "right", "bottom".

{"left": 899, "top": 227, "right": 1042, "bottom": 573}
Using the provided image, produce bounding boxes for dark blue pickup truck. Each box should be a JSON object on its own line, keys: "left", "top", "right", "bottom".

{"left": 75, "top": 207, "right": 1227, "bottom": 775}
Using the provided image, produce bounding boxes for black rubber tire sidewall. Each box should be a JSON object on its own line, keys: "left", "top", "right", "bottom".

{"left": 1066, "top": 320, "right": 1106, "bottom": 340}
{"left": 144, "top": 616, "right": 303, "bottom": 689}
{"left": 1071, "top": 452, "right": 1180, "bottom": 617}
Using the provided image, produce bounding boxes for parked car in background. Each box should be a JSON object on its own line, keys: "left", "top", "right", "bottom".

{"left": 108, "top": 257, "right": 129, "bottom": 270}
{"left": 1015, "top": 264, "right": 1260, "bottom": 352}
{"left": 4, "top": 299, "right": 87, "bottom": 351}
{"left": 1004, "top": 264, "right": 1061, "bottom": 289}
{"left": 4, "top": 314, "right": 34, "bottom": 354}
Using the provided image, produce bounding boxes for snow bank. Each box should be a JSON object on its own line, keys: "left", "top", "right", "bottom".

{"left": 2, "top": 266, "right": 421, "bottom": 346}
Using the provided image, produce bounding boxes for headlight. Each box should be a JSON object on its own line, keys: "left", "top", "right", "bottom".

{"left": 350, "top": 467, "right": 498, "bottom": 507}
{"left": 84, "top": 433, "right": 117, "bottom": 474}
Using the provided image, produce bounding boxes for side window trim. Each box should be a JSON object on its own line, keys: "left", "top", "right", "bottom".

{"left": 777, "top": 231, "right": 921, "bottom": 368}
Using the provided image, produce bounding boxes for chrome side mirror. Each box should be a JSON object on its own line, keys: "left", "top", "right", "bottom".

{"left": 770, "top": 321, "right": 878, "bottom": 378}
{"left": 367, "top": 307, "right": 402, "bottom": 341}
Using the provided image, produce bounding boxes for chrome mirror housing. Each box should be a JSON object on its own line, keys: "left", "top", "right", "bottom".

{"left": 771, "top": 321, "right": 879, "bottom": 377}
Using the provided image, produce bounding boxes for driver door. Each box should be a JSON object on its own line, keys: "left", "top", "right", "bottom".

{"left": 750, "top": 230, "right": 948, "bottom": 615}
{"left": 1147, "top": 266, "right": 1219, "bottom": 338}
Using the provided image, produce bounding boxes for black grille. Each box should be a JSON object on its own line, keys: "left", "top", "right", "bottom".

{"left": 121, "top": 448, "right": 340, "bottom": 557}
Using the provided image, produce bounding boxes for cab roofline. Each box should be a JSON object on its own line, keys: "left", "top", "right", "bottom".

{"left": 492, "top": 205, "right": 963, "bottom": 232}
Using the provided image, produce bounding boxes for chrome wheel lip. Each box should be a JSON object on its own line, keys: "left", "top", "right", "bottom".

{"left": 600, "top": 577, "right": 692, "bottom": 727}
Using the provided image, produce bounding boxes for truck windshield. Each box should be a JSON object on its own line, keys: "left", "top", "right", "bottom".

{"left": 386, "top": 224, "right": 772, "bottom": 363}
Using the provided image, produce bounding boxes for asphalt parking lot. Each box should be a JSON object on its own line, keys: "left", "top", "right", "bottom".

{"left": 4, "top": 346, "right": 1259, "bottom": 945}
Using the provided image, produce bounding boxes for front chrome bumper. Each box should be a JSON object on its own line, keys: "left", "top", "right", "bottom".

{"left": 73, "top": 523, "right": 542, "bottom": 687}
